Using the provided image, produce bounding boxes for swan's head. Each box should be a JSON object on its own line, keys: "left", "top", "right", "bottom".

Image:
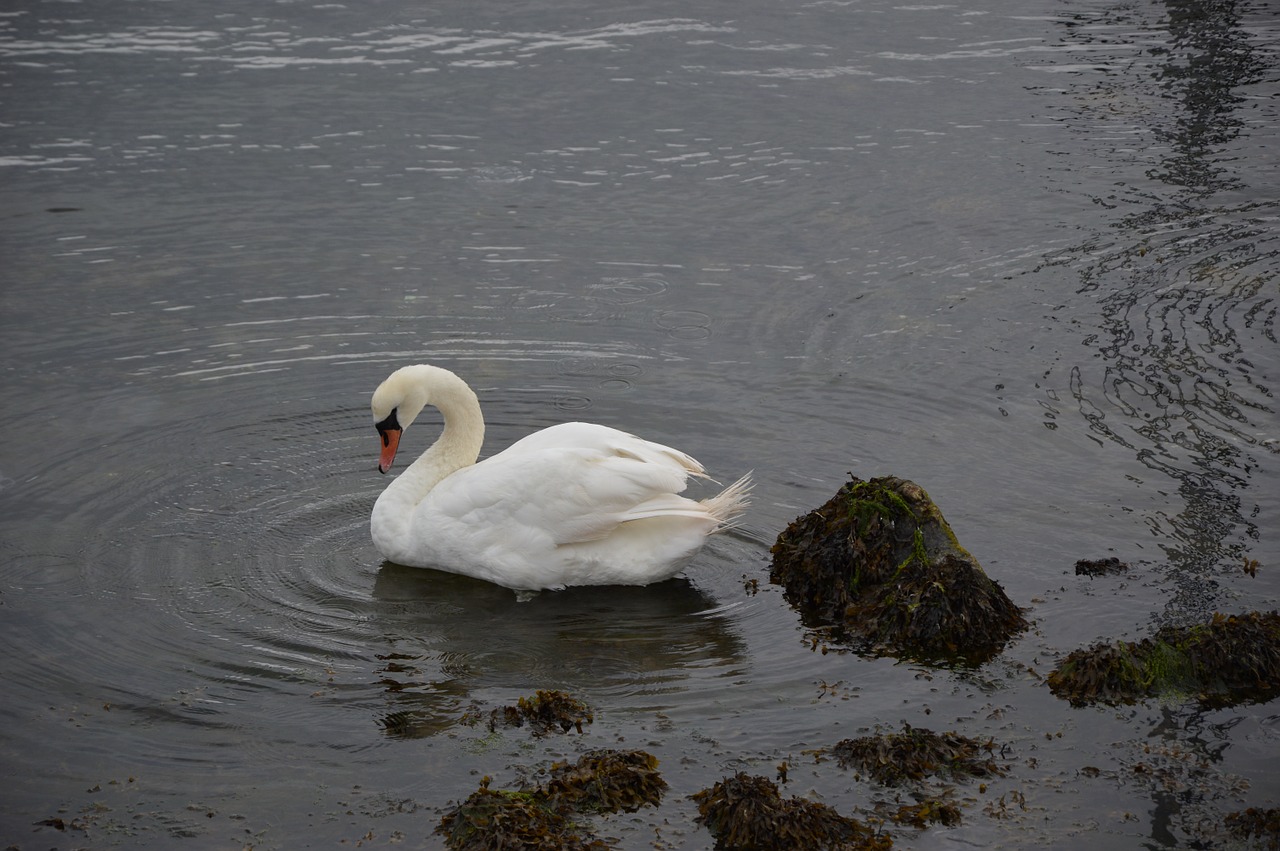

{"left": 371, "top": 365, "right": 435, "bottom": 474}
{"left": 371, "top": 364, "right": 478, "bottom": 474}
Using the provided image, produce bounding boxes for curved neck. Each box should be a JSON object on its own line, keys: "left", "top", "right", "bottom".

{"left": 379, "top": 368, "right": 486, "bottom": 511}
{"left": 407, "top": 370, "right": 485, "bottom": 487}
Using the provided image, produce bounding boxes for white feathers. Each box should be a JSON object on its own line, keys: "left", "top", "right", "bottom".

{"left": 369, "top": 365, "right": 751, "bottom": 593}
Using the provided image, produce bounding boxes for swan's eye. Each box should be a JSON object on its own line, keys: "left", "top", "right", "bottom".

{"left": 375, "top": 408, "right": 401, "bottom": 445}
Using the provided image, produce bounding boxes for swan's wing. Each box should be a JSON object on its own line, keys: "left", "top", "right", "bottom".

{"left": 424, "top": 427, "right": 712, "bottom": 547}
{"left": 503, "top": 422, "right": 706, "bottom": 473}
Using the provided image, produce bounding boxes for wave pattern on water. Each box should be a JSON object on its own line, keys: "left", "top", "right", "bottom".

{"left": 1028, "top": 0, "right": 1279, "bottom": 624}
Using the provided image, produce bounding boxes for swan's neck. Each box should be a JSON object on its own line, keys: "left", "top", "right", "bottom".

{"left": 372, "top": 373, "right": 485, "bottom": 552}
{"left": 399, "top": 382, "right": 485, "bottom": 500}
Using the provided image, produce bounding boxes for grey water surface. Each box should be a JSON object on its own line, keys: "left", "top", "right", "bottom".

{"left": 2, "top": 0, "right": 1278, "bottom": 847}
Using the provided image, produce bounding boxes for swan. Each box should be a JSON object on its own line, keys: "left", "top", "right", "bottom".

{"left": 369, "top": 364, "right": 751, "bottom": 593}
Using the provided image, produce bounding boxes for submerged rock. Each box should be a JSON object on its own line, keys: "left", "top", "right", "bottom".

{"left": 769, "top": 476, "right": 1028, "bottom": 663}
{"left": 1047, "top": 610, "right": 1280, "bottom": 707}
{"left": 691, "top": 773, "right": 891, "bottom": 851}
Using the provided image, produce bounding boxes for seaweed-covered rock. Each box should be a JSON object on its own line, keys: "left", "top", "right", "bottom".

{"left": 1075, "top": 557, "right": 1129, "bottom": 577}
{"left": 543, "top": 749, "right": 667, "bottom": 813}
{"left": 691, "top": 773, "right": 891, "bottom": 851}
{"left": 438, "top": 749, "right": 666, "bottom": 850}
{"left": 825, "top": 724, "right": 1006, "bottom": 787}
{"left": 436, "top": 785, "right": 607, "bottom": 851}
{"left": 770, "top": 476, "right": 1028, "bottom": 663}
{"left": 1047, "top": 610, "right": 1280, "bottom": 707}
{"left": 464, "top": 689, "right": 594, "bottom": 735}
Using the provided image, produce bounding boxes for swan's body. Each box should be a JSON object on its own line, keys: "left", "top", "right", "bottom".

{"left": 369, "top": 364, "right": 751, "bottom": 593}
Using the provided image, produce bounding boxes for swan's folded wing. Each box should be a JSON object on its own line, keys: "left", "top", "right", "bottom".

{"left": 424, "top": 437, "right": 712, "bottom": 547}
{"left": 503, "top": 422, "right": 707, "bottom": 477}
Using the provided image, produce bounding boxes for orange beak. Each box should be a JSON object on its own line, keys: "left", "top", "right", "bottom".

{"left": 377, "top": 427, "right": 402, "bottom": 474}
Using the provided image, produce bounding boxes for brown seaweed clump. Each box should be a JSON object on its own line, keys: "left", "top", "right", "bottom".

{"left": 769, "top": 476, "right": 1028, "bottom": 663}
{"left": 1075, "top": 557, "right": 1130, "bottom": 577}
{"left": 543, "top": 749, "right": 668, "bottom": 813}
{"left": 825, "top": 724, "right": 1006, "bottom": 787}
{"left": 883, "top": 797, "right": 963, "bottom": 829}
{"left": 437, "top": 749, "right": 666, "bottom": 850}
{"left": 1047, "top": 610, "right": 1280, "bottom": 707}
{"left": 691, "top": 772, "right": 891, "bottom": 851}
{"left": 437, "top": 785, "right": 606, "bottom": 851}
{"left": 464, "top": 689, "right": 594, "bottom": 736}
{"left": 1225, "top": 807, "right": 1280, "bottom": 849}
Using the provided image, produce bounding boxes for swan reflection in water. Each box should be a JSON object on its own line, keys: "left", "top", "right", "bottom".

{"left": 368, "top": 563, "right": 746, "bottom": 738}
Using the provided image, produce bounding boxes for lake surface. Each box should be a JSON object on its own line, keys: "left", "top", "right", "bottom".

{"left": 2, "top": 0, "right": 1277, "bottom": 847}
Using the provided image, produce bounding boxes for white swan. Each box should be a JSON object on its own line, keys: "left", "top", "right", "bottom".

{"left": 369, "top": 364, "right": 751, "bottom": 593}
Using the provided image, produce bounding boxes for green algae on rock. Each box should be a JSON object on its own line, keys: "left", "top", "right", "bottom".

{"left": 769, "top": 475, "right": 1028, "bottom": 663}
{"left": 1047, "top": 610, "right": 1280, "bottom": 707}
{"left": 824, "top": 724, "right": 1007, "bottom": 787}
{"left": 691, "top": 772, "right": 891, "bottom": 851}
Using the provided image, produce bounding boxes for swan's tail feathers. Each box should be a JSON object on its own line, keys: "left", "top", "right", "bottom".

{"left": 702, "top": 472, "right": 753, "bottom": 531}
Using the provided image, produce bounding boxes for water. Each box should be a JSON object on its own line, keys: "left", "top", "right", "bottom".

{"left": 2, "top": 0, "right": 1277, "bottom": 847}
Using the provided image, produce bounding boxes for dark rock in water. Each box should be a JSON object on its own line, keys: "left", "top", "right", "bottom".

{"left": 1047, "top": 610, "right": 1280, "bottom": 708}
{"left": 769, "top": 475, "right": 1028, "bottom": 663}
{"left": 1074, "top": 557, "right": 1129, "bottom": 576}
{"left": 691, "top": 773, "right": 891, "bottom": 851}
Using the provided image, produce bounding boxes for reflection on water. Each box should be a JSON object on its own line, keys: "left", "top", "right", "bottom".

{"left": 1033, "top": 0, "right": 1278, "bottom": 845}
{"left": 2, "top": 0, "right": 1278, "bottom": 846}
{"left": 369, "top": 567, "right": 742, "bottom": 737}
{"left": 1039, "top": 0, "right": 1277, "bottom": 624}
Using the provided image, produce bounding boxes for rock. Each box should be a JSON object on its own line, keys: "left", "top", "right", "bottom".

{"left": 437, "top": 748, "right": 665, "bottom": 850}
{"left": 542, "top": 749, "right": 667, "bottom": 813}
{"left": 769, "top": 476, "right": 1028, "bottom": 663}
{"left": 691, "top": 773, "right": 890, "bottom": 851}
{"left": 1047, "top": 610, "right": 1280, "bottom": 707}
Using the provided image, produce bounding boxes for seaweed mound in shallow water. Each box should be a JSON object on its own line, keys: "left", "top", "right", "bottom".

{"left": 436, "top": 785, "right": 607, "bottom": 851}
{"left": 438, "top": 749, "right": 665, "bottom": 850}
{"left": 1075, "top": 557, "right": 1130, "bottom": 576}
{"left": 1047, "top": 610, "right": 1280, "bottom": 707}
{"left": 769, "top": 475, "right": 1028, "bottom": 663}
{"left": 1225, "top": 807, "right": 1280, "bottom": 848}
{"left": 543, "top": 749, "right": 667, "bottom": 813}
{"left": 691, "top": 772, "right": 891, "bottom": 851}
{"left": 468, "top": 689, "right": 594, "bottom": 735}
{"left": 884, "top": 797, "right": 963, "bottom": 829}
{"left": 825, "top": 724, "right": 1006, "bottom": 787}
